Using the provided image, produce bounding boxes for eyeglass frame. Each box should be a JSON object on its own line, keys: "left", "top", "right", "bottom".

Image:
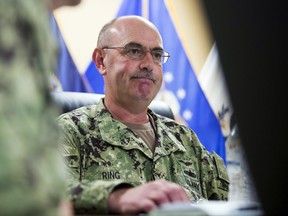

{"left": 101, "top": 43, "right": 170, "bottom": 64}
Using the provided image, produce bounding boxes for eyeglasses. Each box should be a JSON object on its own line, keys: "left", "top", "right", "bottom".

{"left": 102, "top": 44, "right": 170, "bottom": 64}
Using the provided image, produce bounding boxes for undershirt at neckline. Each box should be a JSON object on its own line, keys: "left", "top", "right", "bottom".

{"left": 121, "top": 116, "right": 156, "bottom": 153}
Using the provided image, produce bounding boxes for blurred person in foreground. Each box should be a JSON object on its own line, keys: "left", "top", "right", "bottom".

{"left": 0, "top": 0, "right": 81, "bottom": 215}
{"left": 57, "top": 15, "right": 229, "bottom": 215}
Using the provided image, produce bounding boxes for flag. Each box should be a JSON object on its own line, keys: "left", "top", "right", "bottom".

{"left": 50, "top": 14, "right": 90, "bottom": 92}
{"left": 83, "top": 61, "right": 105, "bottom": 94}
{"left": 149, "top": 0, "right": 226, "bottom": 161}
{"left": 198, "top": 43, "right": 233, "bottom": 138}
{"left": 116, "top": 0, "right": 142, "bottom": 16}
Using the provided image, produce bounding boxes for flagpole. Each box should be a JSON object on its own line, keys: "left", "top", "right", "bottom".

{"left": 142, "top": 0, "right": 149, "bottom": 19}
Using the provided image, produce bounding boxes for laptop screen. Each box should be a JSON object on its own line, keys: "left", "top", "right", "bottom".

{"left": 202, "top": 1, "right": 287, "bottom": 215}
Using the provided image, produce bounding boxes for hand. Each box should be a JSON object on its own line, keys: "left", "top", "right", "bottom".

{"left": 108, "top": 179, "right": 189, "bottom": 214}
{"left": 58, "top": 199, "right": 74, "bottom": 216}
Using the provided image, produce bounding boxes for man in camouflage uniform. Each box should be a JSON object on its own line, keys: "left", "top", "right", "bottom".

{"left": 57, "top": 15, "right": 230, "bottom": 215}
{"left": 0, "top": 0, "right": 80, "bottom": 215}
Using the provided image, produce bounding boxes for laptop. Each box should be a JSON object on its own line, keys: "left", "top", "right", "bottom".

{"left": 149, "top": 200, "right": 262, "bottom": 216}
{"left": 199, "top": 1, "right": 287, "bottom": 215}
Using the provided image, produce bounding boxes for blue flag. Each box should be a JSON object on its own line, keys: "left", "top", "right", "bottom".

{"left": 83, "top": 61, "right": 105, "bottom": 94}
{"left": 149, "top": 0, "right": 226, "bottom": 161}
{"left": 116, "top": 0, "right": 142, "bottom": 16}
{"left": 50, "top": 14, "right": 89, "bottom": 92}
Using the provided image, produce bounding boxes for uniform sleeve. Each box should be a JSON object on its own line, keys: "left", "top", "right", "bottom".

{"left": 0, "top": 1, "right": 66, "bottom": 216}
{"left": 199, "top": 147, "right": 230, "bottom": 200}
{"left": 57, "top": 115, "right": 133, "bottom": 214}
{"left": 177, "top": 123, "right": 229, "bottom": 201}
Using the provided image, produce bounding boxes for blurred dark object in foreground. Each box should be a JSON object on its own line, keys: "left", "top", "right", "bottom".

{"left": 202, "top": 1, "right": 288, "bottom": 215}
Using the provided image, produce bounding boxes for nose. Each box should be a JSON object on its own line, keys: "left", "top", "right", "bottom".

{"left": 139, "top": 51, "right": 155, "bottom": 71}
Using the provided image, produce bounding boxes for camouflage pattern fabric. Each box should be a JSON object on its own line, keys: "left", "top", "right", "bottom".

{"left": 57, "top": 99, "right": 230, "bottom": 214}
{"left": 0, "top": 1, "right": 67, "bottom": 215}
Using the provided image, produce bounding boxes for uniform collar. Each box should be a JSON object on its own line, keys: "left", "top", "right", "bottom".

{"left": 96, "top": 99, "right": 186, "bottom": 160}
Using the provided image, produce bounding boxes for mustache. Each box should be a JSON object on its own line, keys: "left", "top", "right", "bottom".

{"left": 130, "top": 70, "right": 156, "bottom": 82}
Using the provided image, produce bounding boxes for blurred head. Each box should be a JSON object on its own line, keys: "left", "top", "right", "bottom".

{"left": 92, "top": 15, "right": 169, "bottom": 107}
{"left": 46, "top": 0, "right": 82, "bottom": 11}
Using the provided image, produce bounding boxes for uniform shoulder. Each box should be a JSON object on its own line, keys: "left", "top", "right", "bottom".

{"left": 57, "top": 104, "right": 98, "bottom": 121}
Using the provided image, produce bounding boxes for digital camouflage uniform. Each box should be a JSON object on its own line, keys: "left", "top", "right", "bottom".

{"left": 57, "top": 99, "right": 230, "bottom": 214}
{"left": 0, "top": 1, "right": 67, "bottom": 215}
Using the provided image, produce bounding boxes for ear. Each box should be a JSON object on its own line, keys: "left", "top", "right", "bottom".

{"left": 92, "top": 48, "right": 107, "bottom": 76}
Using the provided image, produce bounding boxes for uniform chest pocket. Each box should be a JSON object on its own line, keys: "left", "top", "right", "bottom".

{"left": 171, "top": 156, "right": 203, "bottom": 200}
{"left": 83, "top": 148, "right": 152, "bottom": 185}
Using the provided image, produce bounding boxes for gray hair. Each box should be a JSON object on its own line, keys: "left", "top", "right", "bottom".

{"left": 97, "top": 18, "right": 118, "bottom": 48}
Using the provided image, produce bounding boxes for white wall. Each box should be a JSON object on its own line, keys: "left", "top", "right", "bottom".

{"left": 54, "top": 0, "right": 123, "bottom": 73}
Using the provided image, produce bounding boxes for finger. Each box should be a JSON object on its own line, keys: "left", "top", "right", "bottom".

{"left": 117, "top": 196, "right": 157, "bottom": 214}
{"left": 138, "top": 198, "right": 158, "bottom": 213}
{"left": 162, "top": 182, "right": 190, "bottom": 202}
{"left": 147, "top": 189, "right": 171, "bottom": 205}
